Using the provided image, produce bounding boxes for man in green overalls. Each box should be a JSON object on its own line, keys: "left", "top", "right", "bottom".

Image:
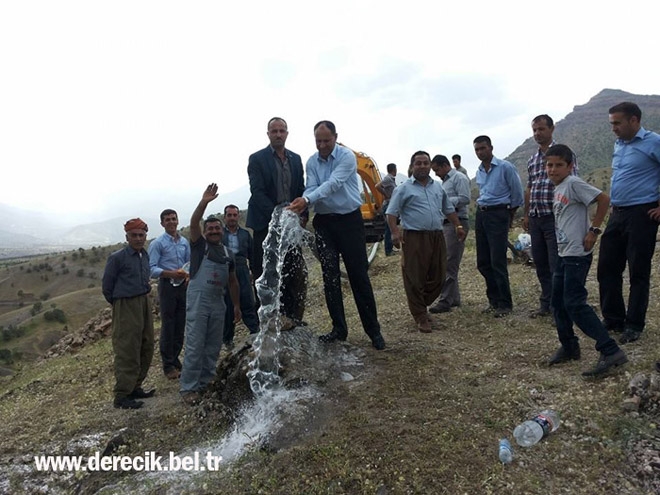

{"left": 180, "top": 184, "right": 241, "bottom": 405}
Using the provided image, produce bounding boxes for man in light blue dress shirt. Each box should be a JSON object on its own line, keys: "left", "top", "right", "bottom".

{"left": 148, "top": 209, "right": 191, "bottom": 379}
{"left": 597, "top": 102, "right": 660, "bottom": 344}
{"left": 386, "top": 151, "right": 465, "bottom": 332}
{"left": 289, "top": 120, "right": 385, "bottom": 350}
{"left": 473, "top": 135, "right": 524, "bottom": 317}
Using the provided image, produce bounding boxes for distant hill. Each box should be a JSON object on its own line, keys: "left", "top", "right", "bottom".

{"left": 505, "top": 88, "right": 660, "bottom": 187}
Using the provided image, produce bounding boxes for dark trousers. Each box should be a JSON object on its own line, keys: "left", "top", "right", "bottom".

{"left": 475, "top": 208, "right": 513, "bottom": 310}
{"left": 438, "top": 218, "right": 469, "bottom": 307}
{"left": 313, "top": 209, "right": 381, "bottom": 340}
{"left": 224, "top": 263, "right": 260, "bottom": 343}
{"left": 252, "top": 228, "right": 307, "bottom": 321}
{"left": 553, "top": 255, "right": 619, "bottom": 356}
{"left": 529, "top": 214, "right": 558, "bottom": 311}
{"left": 383, "top": 221, "right": 393, "bottom": 255}
{"left": 158, "top": 280, "right": 186, "bottom": 373}
{"left": 597, "top": 203, "right": 659, "bottom": 332}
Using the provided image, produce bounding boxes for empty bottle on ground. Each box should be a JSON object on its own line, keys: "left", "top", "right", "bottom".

{"left": 513, "top": 409, "right": 560, "bottom": 447}
{"left": 498, "top": 438, "right": 513, "bottom": 464}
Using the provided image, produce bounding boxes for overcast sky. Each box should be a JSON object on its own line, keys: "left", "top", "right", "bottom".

{"left": 2, "top": 1, "right": 659, "bottom": 224}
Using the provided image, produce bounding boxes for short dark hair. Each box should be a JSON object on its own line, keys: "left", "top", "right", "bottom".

{"left": 313, "top": 120, "right": 337, "bottom": 134}
{"left": 473, "top": 135, "right": 492, "bottom": 147}
{"left": 386, "top": 163, "right": 397, "bottom": 173}
{"left": 609, "top": 102, "right": 642, "bottom": 121}
{"left": 224, "top": 204, "right": 239, "bottom": 215}
{"left": 452, "top": 154, "right": 461, "bottom": 161}
{"left": 267, "top": 117, "right": 287, "bottom": 129}
{"left": 532, "top": 114, "right": 554, "bottom": 127}
{"left": 410, "top": 150, "right": 430, "bottom": 165}
{"left": 203, "top": 215, "right": 223, "bottom": 229}
{"left": 545, "top": 144, "right": 574, "bottom": 164}
{"left": 431, "top": 154, "right": 451, "bottom": 167}
{"left": 160, "top": 209, "right": 177, "bottom": 222}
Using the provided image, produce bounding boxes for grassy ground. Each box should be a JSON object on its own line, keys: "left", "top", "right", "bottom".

{"left": 1, "top": 236, "right": 659, "bottom": 494}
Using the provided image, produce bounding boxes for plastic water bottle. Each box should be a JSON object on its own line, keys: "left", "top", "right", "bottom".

{"left": 513, "top": 410, "right": 560, "bottom": 447}
{"left": 498, "top": 438, "right": 513, "bottom": 464}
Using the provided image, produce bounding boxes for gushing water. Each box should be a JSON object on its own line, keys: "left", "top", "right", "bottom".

{"left": 247, "top": 206, "right": 313, "bottom": 395}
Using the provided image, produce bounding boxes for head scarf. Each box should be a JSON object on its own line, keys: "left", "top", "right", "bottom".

{"left": 124, "top": 218, "right": 148, "bottom": 232}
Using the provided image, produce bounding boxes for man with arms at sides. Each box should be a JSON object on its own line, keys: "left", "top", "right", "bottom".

{"left": 148, "top": 209, "right": 190, "bottom": 380}
{"left": 289, "top": 120, "right": 386, "bottom": 350}
{"left": 598, "top": 102, "right": 660, "bottom": 344}
{"left": 375, "top": 162, "right": 398, "bottom": 256}
{"left": 180, "top": 184, "right": 241, "bottom": 405}
{"left": 523, "top": 115, "right": 578, "bottom": 319}
{"left": 102, "top": 218, "right": 155, "bottom": 410}
{"left": 452, "top": 154, "right": 469, "bottom": 177}
{"left": 473, "top": 135, "right": 525, "bottom": 318}
{"left": 222, "top": 204, "right": 260, "bottom": 346}
{"left": 246, "top": 117, "right": 308, "bottom": 325}
{"left": 428, "top": 154, "right": 471, "bottom": 313}
{"left": 387, "top": 151, "right": 466, "bottom": 332}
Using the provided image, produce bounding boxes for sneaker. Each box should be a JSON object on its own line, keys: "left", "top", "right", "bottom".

{"left": 127, "top": 387, "right": 156, "bottom": 399}
{"left": 548, "top": 346, "right": 581, "bottom": 365}
{"left": 429, "top": 302, "right": 451, "bottom": 314}
{"left": 619, "top": 328, "right": 642, "bottom": 344}
{"left": 181, "top": 392, "right": 201, "bottom": 406}
{"left": 582, "top": 349, "right": 628, "bottom": 377}
{"left": 371, "top": 335, "right": 386, "bottom": 350}
{"left": 113, "top": 397, "right": 144, "bottom": 410}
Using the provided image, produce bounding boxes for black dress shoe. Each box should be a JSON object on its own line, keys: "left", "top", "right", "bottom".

{"left": 128, "top": 387, "right": 156, "bottom": 399}
{"left": 582, "top": 349, "right": 628, "bottom": 376}
{"left": 319, "top": 331, "right": 347, "bottom": 343}
{"left": 113, "top": 397, "right": 144, "bottom": 409}
{"left": 429, "top": 302, "right": 451, "bottom": 314}
{"left": 548, "top": 346, "right": 581, "bottom": 365}
{"left": 371, "top": 335, "right": 386, "bottom": 350}
{"left": 619, "top": 328, "right": 642, "bottom": 344}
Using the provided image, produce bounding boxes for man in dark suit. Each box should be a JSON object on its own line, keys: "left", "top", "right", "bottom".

{"left": 246, "top": 117, "right": 307, "bottom": 324}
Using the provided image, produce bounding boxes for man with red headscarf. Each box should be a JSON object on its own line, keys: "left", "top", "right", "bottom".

{"left": 102, "top": 218, "right": 155, "bottom": 410}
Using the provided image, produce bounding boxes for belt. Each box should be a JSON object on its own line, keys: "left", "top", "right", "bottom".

{"left": 612, "top": 202, "right": 657, "bottom": 212}
{"left": 314, "top": 208, "right": 361, "bottom": 218}
{"left": 477, "top": 204, "right": 509, "bottom": 211}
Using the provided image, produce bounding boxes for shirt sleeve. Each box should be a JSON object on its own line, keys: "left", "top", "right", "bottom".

{"left": 508, "top": 165, "right": 525, "bottom": 207}
{"left": 147, "top": 237, "right": 163, "bottom": 279}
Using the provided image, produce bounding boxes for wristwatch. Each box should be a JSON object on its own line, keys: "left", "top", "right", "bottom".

{"left": 589, "top": 226, "right": 602, "bottom": 235}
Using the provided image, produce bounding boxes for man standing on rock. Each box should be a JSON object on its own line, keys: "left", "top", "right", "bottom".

{"left": 387, "top": 151, "right": 466, "bottom": 332}
{"left": 429, "top": 154, "right": 471, "bottom": 314}
{"left": 289, "top": 120, "right": 386, "bottom": 350}
{"left": 148, "top": 209, "right": 190, "bottom": 380}
{"left": 598, "top": 102, "right": 660, "bottom": 345}
{"left": 102, "top": 218, "right": 155, "bottom": 410}
{"left": 180, "top": 184, "right": 241, "bottom": 405}
{"left": 222, "top": 204, "right": 260, "bottom": 346}
{"left": 246, "top": 117, "right": 308, "bottom": 324}
{"left": 523, "top": 115, "right": 578, "bottom": 319}
{"left": 473, "top": 135, "right": 524, "bottom": 318}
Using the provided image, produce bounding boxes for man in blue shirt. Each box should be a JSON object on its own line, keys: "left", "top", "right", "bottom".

{"left": 102, "top": 218, "right": 155, "bottom": 410}
{"left": 597, "top": 102, "right": 660, "bottom": 344}
{"left": 387, "top": 151, "right": 465, "bottom": 332}
{"left": 289, "top": 120, "right": 386, "bottom": 350}
{"left": 473, "top": 135, "right": 524, "bottom": 317}
{"left": 148, "top": 209, "right": 190, "bottom": 380}
{"left": 222, "top": 204, "right": 260, "bottom": 345}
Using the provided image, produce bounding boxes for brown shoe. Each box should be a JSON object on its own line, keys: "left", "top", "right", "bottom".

{"left": 181, "top": 392, "right": 200, "bottom": 406}
{"left": 165, "top": 369, "right": 180, "bottom": 380}
{"left": 417, "top": 320, "right": 432, "bottom": 333}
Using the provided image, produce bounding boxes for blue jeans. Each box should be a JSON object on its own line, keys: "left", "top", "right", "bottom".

{"left": 552, "top": 255, "right": 618, "bottom": 355}
{"left": 529, "top": 214, "right": 558, "bottom": 311}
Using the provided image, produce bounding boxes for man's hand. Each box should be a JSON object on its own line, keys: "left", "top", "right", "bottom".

{"left": 456, "top": 227, "right": 467, "bottom": 242}
{"left": 583, "top": 231, "right": 598, "bottom": 252}
{"left": 391, "top": 230, "right": 402, "bottom": 249}
{"left": 233, "top": 307, "right": 242, "bottom": 324}
{"left": 648, "top": 206, "right": 660, "bottom": 222}
{"left": 288, "top": 197, "right": 307, "bottom": 215}
{"left": 522, "top": 215, "right": 529, "bottom": 231}
{"left": 202, "top": 183, "right": 219, "bottom": 204}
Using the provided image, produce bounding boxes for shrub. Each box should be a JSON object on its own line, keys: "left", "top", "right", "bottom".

{"left": 44, "top": 308, "right": 66, "bottom": 324}
{"left": 30, "top": 301, "right": 43, "bottom": 316}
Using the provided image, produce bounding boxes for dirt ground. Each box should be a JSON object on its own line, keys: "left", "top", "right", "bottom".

{"left": 1, "top": 238, "right": 660, "bottom": 494}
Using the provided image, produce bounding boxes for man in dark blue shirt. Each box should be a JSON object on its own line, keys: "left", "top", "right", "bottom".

{"left": 102, "top": 218, "right": 155, "bottom": 410}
